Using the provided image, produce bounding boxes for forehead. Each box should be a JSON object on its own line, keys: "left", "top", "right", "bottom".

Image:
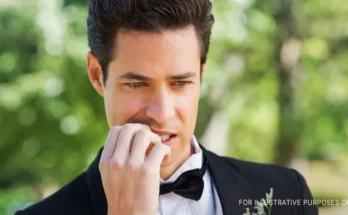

{"left": 111, "top": 26, "right": 201, "bottom": 68}
{"left": 117, "top": 25, "right": 198, "bottom": 45}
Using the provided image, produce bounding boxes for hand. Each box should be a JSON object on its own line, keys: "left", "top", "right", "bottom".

{"left": 99, "top": 123, "right": 171, "bottom": 215}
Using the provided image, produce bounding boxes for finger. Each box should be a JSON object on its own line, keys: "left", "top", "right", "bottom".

{"left": 99, "top": 128, "right": 121, "bottom": 203}
{"left": 128, "top": 129, "right": 162, "bottom": 166}
{"left": 112, "top": 123, "right": 150, "bottom": 165}
{"left": 145, "top": 143, "right": 171, "bottom": 168}
{"left": 100, "top": 126, "right": 121, "bottom": 162}
{"left": 106, "top": 124, "right": 149, "bottom": 203}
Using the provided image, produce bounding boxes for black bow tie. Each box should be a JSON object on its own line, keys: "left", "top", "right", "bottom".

{"left": 159, "top": 156, "right": 208, "bottom": 201}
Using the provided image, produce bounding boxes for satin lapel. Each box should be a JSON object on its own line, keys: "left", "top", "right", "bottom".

{"left": 201, "top": 145, "right": 257, "bottom": 215}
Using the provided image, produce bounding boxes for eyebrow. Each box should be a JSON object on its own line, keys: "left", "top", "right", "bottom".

{"left": 116, "top": 71, "right": 196, "bottom": 81}
{"left": 117, "top": 72, "right": 151, "bottom": 81}
{"left": 171, "top": 72, "right": 196, "bottom": 80}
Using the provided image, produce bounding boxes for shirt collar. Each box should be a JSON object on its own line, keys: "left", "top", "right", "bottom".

{"left": 160, "top": 135, "right": 203, "bottom": 184}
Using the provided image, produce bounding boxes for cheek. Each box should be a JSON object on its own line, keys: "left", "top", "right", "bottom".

{"left": 106, "top": 91, "right": 145, "bottom": 125}
{"left": 174, "top": 89, "right": 200, "bottom": 122}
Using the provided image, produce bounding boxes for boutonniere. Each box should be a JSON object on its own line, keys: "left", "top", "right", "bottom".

{"left": 243, "top": 188, "right": 273, "bottom": 215}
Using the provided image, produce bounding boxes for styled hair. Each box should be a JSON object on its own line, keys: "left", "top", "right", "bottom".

{"left": 87, "top": 0, "right": 215, "bottom": 83}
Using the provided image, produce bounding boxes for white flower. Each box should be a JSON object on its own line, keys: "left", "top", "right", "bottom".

{"left": 242, "top": 207, "right": 251, "bottom": 215}
{"left": 242, "top": 188, "right": 273, "bottom": 215}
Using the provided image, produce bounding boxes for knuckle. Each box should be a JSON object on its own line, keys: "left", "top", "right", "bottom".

{"left": 124, "top": 161, "right": 139, "bottom": 171}
{"left": 164, "top": 144, "right": 171, "bottom": 151}
{"left": 154, "top": 144, "right": 170, "bottom": 155}
{"left": 140, "top": 124, "right": 150, "bottom": 131}
{"left": 110, "top": 158, "right": 124, "bottom": 170}
{"left": 122, "top": 123, "right": 134, "bottom": 131}
{"left": 110, "top": 125, "right": 121, "bottom": 132}
{"left": 135, "top": 128, "right": 147, "bottom": 138}
{"left": 155, "top": 142, "right": 166, "bottom": 150}
{"left": 152, "top": 143, "right": 161, "bottom": 150}
{"left": 140, "top": 164, "right": 156, "bottom": 176}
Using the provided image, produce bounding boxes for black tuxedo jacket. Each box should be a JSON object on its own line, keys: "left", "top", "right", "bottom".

{"left": 15, "top": 145, "right": 318, "bottom": 215}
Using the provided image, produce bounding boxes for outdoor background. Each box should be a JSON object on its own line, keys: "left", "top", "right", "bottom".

{"left": 1, "top": 0, "right": 348, "bottom": 214}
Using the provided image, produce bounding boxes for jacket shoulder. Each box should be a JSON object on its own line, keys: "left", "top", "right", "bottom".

{"left": 15, "top": 172, "right": 95, "bottom": 215}
{"left": 220, "top": 156, "right": 308, "bottom": 192}
{"left": 222, "top": 156, "right": 301, "bottom": 181}
{"left": 219, "top": 156, "right": 318, "bottom": 214}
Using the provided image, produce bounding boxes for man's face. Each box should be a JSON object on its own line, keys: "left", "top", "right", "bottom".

{"left": 87, "top": 26, "right": 204, "bottom": 167}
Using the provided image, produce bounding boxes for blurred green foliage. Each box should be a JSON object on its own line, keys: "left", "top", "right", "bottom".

{"left": 1, "top": 0, "right": 348, "bottom": 214}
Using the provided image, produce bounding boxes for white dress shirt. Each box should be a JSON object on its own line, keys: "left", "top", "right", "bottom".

{"left": 157, "top": 136, "right": 223, "bottom": 215}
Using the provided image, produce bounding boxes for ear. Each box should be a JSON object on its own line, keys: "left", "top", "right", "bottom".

{"left": 87, "top": 52, "right": 104, "bottom": 96}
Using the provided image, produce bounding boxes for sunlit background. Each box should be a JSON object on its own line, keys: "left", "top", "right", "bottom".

{"left": 1, "top": 0, "right": 348, "bottom": 214}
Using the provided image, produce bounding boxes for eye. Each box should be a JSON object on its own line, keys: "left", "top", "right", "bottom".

{"left": 125, "top": 82, "right": 146, "bottom": 88}
{"left": 172, "top": 81, "right": 192, "bottom": 87}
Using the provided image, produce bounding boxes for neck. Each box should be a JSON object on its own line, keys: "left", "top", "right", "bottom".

{"left": 160, "top": 143, "right": 195, "bottom": 180}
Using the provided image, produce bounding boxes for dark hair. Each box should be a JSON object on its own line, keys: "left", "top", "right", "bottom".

{"left": 87, "top": 0, "right": 215, "bottom": 83}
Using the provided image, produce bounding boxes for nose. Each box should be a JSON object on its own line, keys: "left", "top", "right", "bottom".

{"left": 145, "top": 88, "right": 175, "bottom": 125}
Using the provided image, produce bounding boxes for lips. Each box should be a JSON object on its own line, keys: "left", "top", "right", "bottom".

{"left": 159, "top": 135, "right": 171, "bottom": 142}
{"left": 150, "top": 128, "right": 177, "bottom": 144}
{"left": 160, "top": 134, "right": 177, "bottom": 145}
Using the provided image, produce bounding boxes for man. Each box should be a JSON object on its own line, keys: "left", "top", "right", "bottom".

{"left": 15, "top": 0, "right": 318, "bottom": 214}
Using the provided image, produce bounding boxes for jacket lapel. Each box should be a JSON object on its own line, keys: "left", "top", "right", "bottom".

{"left": 201, "top": 145, "right": 257, "bottom": 215}
{"left": 86, "top": 148, "right": 107, "bottom": 215}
